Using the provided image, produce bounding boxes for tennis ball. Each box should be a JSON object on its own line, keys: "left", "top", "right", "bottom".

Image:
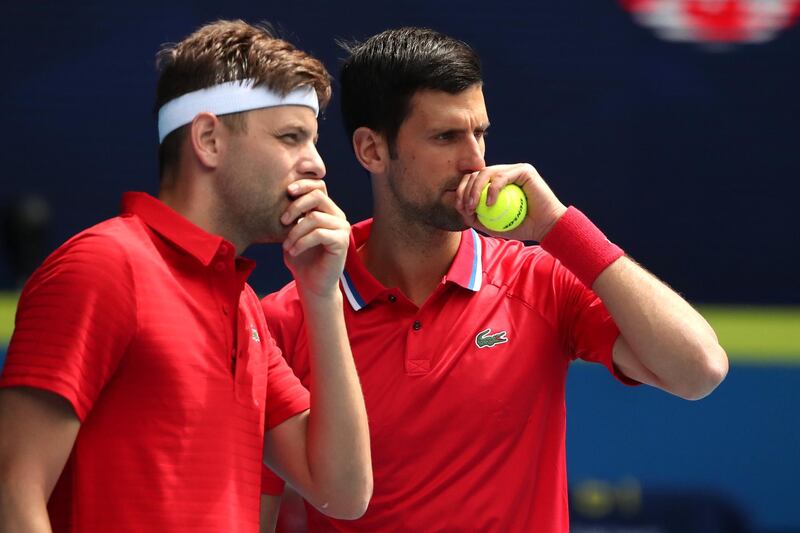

{"left": 476, "top": 183, "right": 528, "bottom": 232}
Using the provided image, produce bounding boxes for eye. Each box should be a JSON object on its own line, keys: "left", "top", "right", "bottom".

{"left": 280, "top": 132, "right": 300, "bottom": 144}
{"left": 434, "top": 131, "right": 456, "bottom": 141}
{"left": 474, "top": 129, "right": 488, "bottom": 140}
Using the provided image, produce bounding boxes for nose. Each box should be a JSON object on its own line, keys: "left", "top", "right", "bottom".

{"left": 300, "top": 143, "right": 326, "bottom": 180}
{"left": 458, "top": 134, "right": 485, "bottom": 174}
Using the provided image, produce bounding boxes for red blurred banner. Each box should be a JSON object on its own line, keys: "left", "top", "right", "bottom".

{"left": 620, "top": 0, "right": 800, "bottom": 44}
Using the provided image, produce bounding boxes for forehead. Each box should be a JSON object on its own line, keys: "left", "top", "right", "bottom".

{"left": 404, "top": 85, "right": 488, "bottom": 129}
{"left": 246, "top": 105, "right": 319, "bottom": 131}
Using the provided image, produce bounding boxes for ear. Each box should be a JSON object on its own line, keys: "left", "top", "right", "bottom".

{"left": 188, "top": 112, "right": 225, "bottom": 169}
{"left": 352, "top": 127, "right": 390, "bottom": 175}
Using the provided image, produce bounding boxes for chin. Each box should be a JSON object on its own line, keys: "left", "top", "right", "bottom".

{"left": 440, "top": 221, "right": 470, "bottom": 232}
{"left": 429, "top": 212, "right": 469, "bottom": 232}
{"left": 254, "top": 224, "right": 290, "bottom": 245}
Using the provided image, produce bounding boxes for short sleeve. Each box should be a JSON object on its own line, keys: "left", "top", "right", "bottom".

{"left": 261, "top": 464, "right": 287, "bottom": 496}
{"left": 264, "top": 335, "right": 309, "bottom": 430}
{"left": 554, "top": 260, "right": 638, "bottom": 385}
{"left": 0, "top": 230, "right": 137, "bottom": 420}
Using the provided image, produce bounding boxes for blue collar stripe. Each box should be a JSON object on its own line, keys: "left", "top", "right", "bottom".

{"left": 341, "top": 270, "right": 366, "bottom": 311}
{"left": 467, "top": 229, "right": 483, "bottom": 291}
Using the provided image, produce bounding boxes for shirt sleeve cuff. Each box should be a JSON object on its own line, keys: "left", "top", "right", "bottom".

{"left": 261, "top": 464, "right": 287, "bottom": 495}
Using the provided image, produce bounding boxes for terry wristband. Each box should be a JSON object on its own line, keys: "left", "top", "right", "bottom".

{"left": 540, "top": 206, "right": 624, "bottom": 287}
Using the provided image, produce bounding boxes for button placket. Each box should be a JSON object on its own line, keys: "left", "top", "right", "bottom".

{"left": 406, "top": 314, "right": 430, "bottom": 374}
{"left": 213, "top": 244, "right": 238, "bottom": 380}
{"left": 214, "top": 243, "right": 232, "bottom": 273}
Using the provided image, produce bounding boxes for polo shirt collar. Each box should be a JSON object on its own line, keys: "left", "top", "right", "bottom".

{"left": 446, "top": 225, "right": 484, "bottom": 292}
{"left": 340, "top": 219, "right": 483, "bottom": 312}
{"left": 121, "top": 192, "right": 252, "bottom": 273}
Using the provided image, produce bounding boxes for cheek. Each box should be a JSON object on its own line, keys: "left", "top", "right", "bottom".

{"left": 418, "top": 148, "right": 452, "bottom": 169}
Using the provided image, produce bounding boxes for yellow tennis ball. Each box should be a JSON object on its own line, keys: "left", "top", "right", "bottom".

{"left": 476, "top": 183, "right": 528, "bottom": 232}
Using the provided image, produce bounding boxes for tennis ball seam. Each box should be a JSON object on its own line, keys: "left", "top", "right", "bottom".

{"left": 476, "top": 184, "right": 528, "bottom": 232}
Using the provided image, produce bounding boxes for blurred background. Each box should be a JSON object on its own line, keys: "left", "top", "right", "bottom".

{"left": 1, "top": 1, "right": 798, "bottom": 531}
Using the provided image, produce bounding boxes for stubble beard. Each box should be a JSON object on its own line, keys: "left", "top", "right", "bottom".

{"left": 219, "top": 175, "right": 287, "bottom": 246}
{"left": 387, "top": 167, "right": 468, "bottom": 233}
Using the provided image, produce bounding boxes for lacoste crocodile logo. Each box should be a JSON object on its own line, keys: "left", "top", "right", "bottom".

{"left": 475, "top": 328, "right": 509, "bottom": 349}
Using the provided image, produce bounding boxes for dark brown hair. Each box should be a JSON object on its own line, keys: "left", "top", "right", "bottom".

{"left": 340, "top": 27, "right": 481, "bottom": 157}
{"left": 155, "top": 20, "right": 332, "bottom": 176}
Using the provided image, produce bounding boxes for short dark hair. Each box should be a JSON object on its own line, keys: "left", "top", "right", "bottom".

{"left": 155, "top": 20, "right": 332, "bottom": 178}
{"left": 339, "top": 27, "right": 482, "bottom": 156}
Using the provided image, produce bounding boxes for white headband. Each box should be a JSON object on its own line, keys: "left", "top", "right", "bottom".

{"left": 157, "top": 79, "right": 319, "bottom": 143}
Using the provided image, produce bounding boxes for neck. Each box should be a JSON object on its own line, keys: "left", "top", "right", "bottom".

{"left": 158, "top": 168, "right": 247, "bottom": 255}
{"left": 362, "top": 214, "right": 461, "bottom": 307}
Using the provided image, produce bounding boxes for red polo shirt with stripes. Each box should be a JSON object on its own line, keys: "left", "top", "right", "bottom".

{"left": 0, "top": 192, "right": 309, "bottom": 532}
{"left": 262, "top": 218, "right": 633, "bottom": 532}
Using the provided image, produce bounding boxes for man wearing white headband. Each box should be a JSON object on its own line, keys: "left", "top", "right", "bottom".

{"left": 0, "top": 20, "right": 371, "bottom": 533}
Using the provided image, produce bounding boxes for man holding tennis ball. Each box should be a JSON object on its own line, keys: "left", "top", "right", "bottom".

{"left": 260, "top": 27, "right": 729, "bottom": 532}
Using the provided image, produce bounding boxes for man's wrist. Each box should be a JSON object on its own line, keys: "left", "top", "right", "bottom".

{"left": 540, "top": 206, "right": 624, "bottom": 287}
{"left": 534, "top": 204, "right": 568, "bottom": 242}
{"left": 297, "top": 284, "right": 344, "bottom": 311}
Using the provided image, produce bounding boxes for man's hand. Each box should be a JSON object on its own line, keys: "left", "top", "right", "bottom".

{"left": 455, "top": 163, "right": 567, "bottom": 242}
{"left": 280, "top": 179, "right": 350, "bottom": 298}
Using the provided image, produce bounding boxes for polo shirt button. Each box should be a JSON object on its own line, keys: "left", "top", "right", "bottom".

{"left": 222, "top": 305, "right": 229, "bottom": 316}
{"left": 214, "top": 262, "right": 226, "bottom": 272}
{"left": 412, "top": 320, "right": 421, "bottom": 331}
{"left": 219, "top": 243, "right": 230, "bottom": 256}
{"left": 388, "top": 294, "right": 396, "bottom": 303}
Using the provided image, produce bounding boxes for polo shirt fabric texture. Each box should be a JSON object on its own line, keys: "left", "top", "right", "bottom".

{"left": 0, "top": 192, "right": 310, "bottom": 532}
{"left": 261, "top": 218, "right": 634, "bottom": 532}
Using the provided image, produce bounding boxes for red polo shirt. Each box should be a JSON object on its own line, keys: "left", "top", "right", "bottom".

{"left": 0, "top": 192, "right": 309, "bottom": 532}
{"left": 262, "top": 219, "right": 633, "bottom": 532}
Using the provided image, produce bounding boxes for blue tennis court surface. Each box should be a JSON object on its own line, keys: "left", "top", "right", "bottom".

{"left": 567, "top": 362, "right": 800, "bottom": 531}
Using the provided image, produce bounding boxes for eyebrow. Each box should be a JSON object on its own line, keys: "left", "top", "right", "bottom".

{"left": 429, "top": 123, "right": 491, "bottom": 135}
{"left": 280, "top": 124, "right": 319, "bottom": 143}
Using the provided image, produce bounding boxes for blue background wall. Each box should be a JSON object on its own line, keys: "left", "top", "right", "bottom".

{"left": 1, "top": 0, "right": 798, "bottom": 303}
{"left": 2, "top": 1, "right": 799, "bottom": 531}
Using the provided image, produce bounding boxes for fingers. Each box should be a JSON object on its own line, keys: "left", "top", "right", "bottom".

{"left": 283, "top": 208, "right": 349, "bottom": 257}
{"left": 285, "top": 225, "right": 349, "bottom": 258}
{"left": 455, "top": 163, "right": 569, "bottom": 242}
{"left": 279, "top": 178, "right": 349, "bottom": 256}
{"left": 281, "top": 182, "right": 345, "bottom": 227}
{"left": 457, "top": 164, "right": 518, "bottom": 215}
{"left": 288, "top": 178, "right": 328, "bottom": 197}
{"left": 455, "top": 172, "right": 474, "bottom": 213}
